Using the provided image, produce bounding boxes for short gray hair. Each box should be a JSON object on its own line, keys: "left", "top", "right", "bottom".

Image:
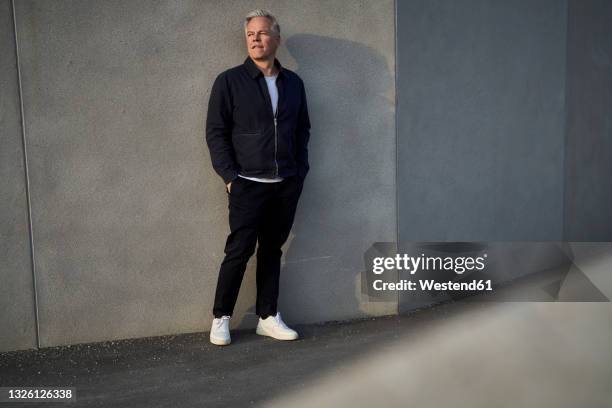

{"left": 244, "top": 9, "right": 280, "bottom": 37}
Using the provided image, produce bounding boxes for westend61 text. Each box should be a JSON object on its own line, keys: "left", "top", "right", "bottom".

{"left": 372, "top": 279, "right": 493, "bottom": 291}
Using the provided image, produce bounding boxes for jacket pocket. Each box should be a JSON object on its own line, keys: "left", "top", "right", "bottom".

{"left": 232, "top": 131, "right": 274, "bottom": 172}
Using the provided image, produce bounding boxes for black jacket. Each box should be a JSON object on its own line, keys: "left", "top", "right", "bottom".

{"left": 205, "top": 57, "right": 311, "bottom": 184}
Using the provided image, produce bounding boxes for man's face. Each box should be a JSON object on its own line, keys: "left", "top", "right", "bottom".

{"left": 245, "top": 17, "right": 280, "bottom": 61}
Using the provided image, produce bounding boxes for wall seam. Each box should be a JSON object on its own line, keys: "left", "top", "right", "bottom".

{"left": 561, "top": 0, "right": 571, "bottom": 242}
{"left": 393, "top": 0, "right": 400, "bottom": 315}
{"left": 11, "top": 0, "right": 41, "bottom": 350}
{"left": 562, "top": 0, "right": 571, "bottom": 242}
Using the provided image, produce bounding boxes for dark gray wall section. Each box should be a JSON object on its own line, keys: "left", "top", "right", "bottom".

{"left": 0, "top": 0, "right": 37, "bottom": 352}
{"left": 564, "top": 0, "right": 612, "bottom": 241}
{"left": 396, "top": 0, "right": 567, "bottom": 241}
{"left": 11, "top": 0, "right": 395, "bottom": 348}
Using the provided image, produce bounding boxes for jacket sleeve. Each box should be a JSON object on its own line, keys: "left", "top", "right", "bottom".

{"left": 205, "top": 73, "right": 239, "bottom": 184}
{"left": 296, "top": 79, "right": 311, "bottom": 180}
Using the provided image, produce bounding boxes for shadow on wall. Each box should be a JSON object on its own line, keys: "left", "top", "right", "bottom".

{"left": 239, "top": 34, "right": 394, "bottom": 325}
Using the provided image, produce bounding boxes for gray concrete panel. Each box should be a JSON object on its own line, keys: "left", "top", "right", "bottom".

{"left": 397, "top": 0, "right": 567, "bottom": 241}
{"left": 564, "top": 0, "right": 612, "bottom": 240}
{"left": 14, "top": 0, "right": 395, "bottom": 347}
{"left": 0, "top": 0, "right": 37, "bottom": 352}
{"left": 281, "top": 31, "right": 396, "bottom": 323}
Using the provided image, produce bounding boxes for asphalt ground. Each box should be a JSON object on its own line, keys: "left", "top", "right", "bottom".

{"left": 1, "top": 301, "right": 469, "bottom": 408}
{"left": 1, "top": 299, "right": 611, "bottom": 408}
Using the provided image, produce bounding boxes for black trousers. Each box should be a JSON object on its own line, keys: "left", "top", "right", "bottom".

{"left": 212, "top": 175, "right": 304, "bottom": 319}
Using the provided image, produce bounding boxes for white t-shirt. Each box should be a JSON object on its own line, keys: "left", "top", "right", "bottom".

{"left": 239, "top": 74, "right": 283, "bottom": 183}
{"left": 264, "top": 74, "right": 279, "bottom": 116}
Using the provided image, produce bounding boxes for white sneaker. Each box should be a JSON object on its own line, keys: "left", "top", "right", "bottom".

{"left": 210, "top": 315, "right": 231, "bottom": 346}
{"left": 256, "top": 312, "right": 299, "bottom": 340}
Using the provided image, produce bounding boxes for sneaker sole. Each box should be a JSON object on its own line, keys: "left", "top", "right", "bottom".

{"left": 256, "top": 325, "right": 298, "bottom": 340}
{"left": 210, "top": 336, "right": 231, "bottom": 346}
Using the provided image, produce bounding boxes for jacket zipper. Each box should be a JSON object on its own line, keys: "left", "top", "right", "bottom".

{"left": 274, "top": 110, "right": 278, "bottom": 177}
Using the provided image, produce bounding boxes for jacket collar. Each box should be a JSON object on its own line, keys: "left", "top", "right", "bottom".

{"left": 244, "top": 56, "right": 284, "bottom": 79}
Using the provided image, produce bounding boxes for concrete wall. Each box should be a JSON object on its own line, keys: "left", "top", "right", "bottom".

{"left": 2, "top": 0, "right": 611, "bottom": 352}
{"left": 564, "top": 0, "right": 612, "bottom": 240}
{"left": 396, "top": 0, "right": 567, "bottom": 241}
{"left": 2, "top": 0, "right": 395, "bottom": 350}
{"left": 0, "top": 0, "right": 37, "bottom": 351}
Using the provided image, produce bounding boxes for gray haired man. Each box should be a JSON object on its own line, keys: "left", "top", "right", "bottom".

{"left": 205, "top": 10, "right": 311, "bottom": 345}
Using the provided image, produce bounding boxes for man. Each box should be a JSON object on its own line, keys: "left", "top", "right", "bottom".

{"left": 205, "top": 9, "right": 310, "bottom": 346}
